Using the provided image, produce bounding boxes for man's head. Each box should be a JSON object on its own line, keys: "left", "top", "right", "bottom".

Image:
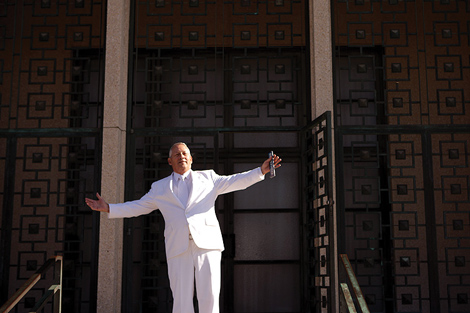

{"left": 168, "top": 142, "right": 193, "bottom": 174}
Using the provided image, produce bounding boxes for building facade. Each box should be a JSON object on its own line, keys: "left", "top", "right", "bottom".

{"left": 0, "top": 0, "right": 468, "bottom": 313}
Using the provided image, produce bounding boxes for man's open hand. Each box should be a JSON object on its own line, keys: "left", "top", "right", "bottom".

{"left": 85, "top": 193, "right": 110, "bottom": 213}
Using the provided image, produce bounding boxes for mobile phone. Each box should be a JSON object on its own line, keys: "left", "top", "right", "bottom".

{"left": 269, "top": 151, "right": 276, "bottom": 178}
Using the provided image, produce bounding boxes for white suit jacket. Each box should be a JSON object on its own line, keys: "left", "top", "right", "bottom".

{"left": 108, "top": 168, "right": 264, "bottom": 259}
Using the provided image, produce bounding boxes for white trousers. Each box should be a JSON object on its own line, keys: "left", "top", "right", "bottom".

{"left": 167, "top": 239, "right": 222, "bottom": 313}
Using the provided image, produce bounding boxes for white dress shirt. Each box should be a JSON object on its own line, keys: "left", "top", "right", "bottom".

{"left": 173, "top": 171, "right": 191, "bottom": 206}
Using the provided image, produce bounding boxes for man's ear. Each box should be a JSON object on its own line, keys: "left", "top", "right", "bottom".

{"left": 167, "top": 158, "right": 172, "bottom": 166}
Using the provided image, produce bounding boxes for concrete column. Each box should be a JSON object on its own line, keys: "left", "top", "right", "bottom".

{"left": 309, "top": 0, "right": 334, "bottom": 119}
{"left": 308, "top": 0, "right": 338, "bottom": 312}
{"left": 97, "top": 0, "right": 129, "bottom": 312}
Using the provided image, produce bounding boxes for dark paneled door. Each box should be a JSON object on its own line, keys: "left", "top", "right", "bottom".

{"left": 126, "top": 0, "right": 310, "bottom": 310}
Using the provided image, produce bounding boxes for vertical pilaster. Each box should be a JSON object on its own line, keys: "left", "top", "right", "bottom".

{"left": 308, "top": 0, "right": 338, "bottom": 311}
{"left": 309, "top": 0, "right": 333, "bottom": 119}
{"left": 97, "top": 0, "right": 129, "bottom": 312}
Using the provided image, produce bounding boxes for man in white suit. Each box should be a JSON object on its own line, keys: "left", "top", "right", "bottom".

{"left": 85, "top": 142, "right": 282, "bottom": 313}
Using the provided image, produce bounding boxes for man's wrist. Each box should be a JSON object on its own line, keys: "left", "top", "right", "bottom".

{"left": 259, "top": 167, "right": 267, "bottom": 177}
{"left": 261, "top": 166, "right": 268, "bottom": 175}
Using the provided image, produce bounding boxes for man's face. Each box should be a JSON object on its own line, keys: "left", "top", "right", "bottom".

{"left": 168, "top": 144, "right": 193, "bottom": 174}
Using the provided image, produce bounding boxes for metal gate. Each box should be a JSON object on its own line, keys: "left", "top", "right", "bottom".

{"left": 336, "top": 127, "right": 470, "bottom": 313}
{"left": 333, "top": 0, "right": 470, "bottom": 312}
{"left": 0, "top": 1, "right": 106, "bottom": 312}
{"left": 121, "top": 113, "right": 335, "bottom": 313}
{"left": 302, "top": 112, "right": 335, "bottom": 313}
{"left": 0, "top": 132, "right": 102, "bottom": 313}
{"left": 123, "top": 0, "right": 312, "bottom": 312}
